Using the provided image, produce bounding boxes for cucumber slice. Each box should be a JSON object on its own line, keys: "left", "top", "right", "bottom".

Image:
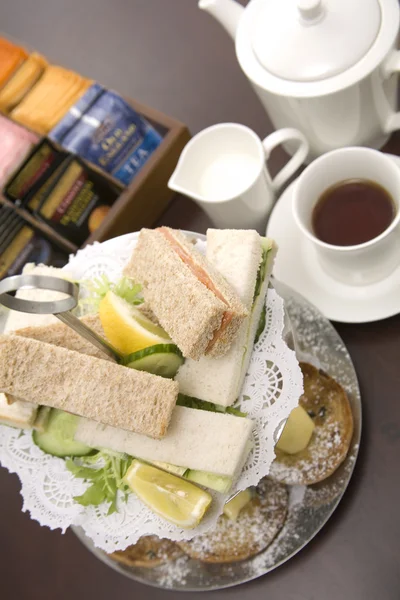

{"left": 124, "top": 344, "right": 184, "bottom": 378}
{"left": 33, "top": 410, "right": 92, "bottom": 458}
{"left": 185, "top": 470, "right": 233, "bottom": 494}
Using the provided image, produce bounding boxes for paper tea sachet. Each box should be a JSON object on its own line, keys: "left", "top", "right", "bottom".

{"left": 0, "top": 37, "right": 28, "bottom": 89}
{"left": 34, "top": 156, "right": 116, "bottom": 244}
{"left": 0, "top": 116, "right": 39, "bottom": 187}
{"left": 49, "top": 84, "right": 163, "bottom": 185}
{"left": 4, "top": 139, "right": 115, "bottom": 242}
{"left": 4, "top": 140, "right": 67, "bottom": 207}
{"left": 0, "top": 208, "right": 54, "bottom": 278}
{"left": 11, "top": 65, "right": 92, "bottom": 134}
{"left": 48, "top": 83, "right": 104, "bottom": 141}
{"left": 0, "top": 52, "right": 48, "bottom": 113}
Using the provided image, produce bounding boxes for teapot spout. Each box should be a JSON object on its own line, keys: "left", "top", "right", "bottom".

{"left": 198, "top": 0, "right": 243, "bottom": 40}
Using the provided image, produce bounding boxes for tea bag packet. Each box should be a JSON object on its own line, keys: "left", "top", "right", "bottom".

{"left": 4, "top": 140, "right": 67, "bottom": 207}
{"left": 0, "top": 207, "right": 22, "bottom": 251}
{"left": 10, "top": 65, "right": 93, "bottom": 134}
{"left": 0, "top": 116, "right": 40, "bottom": 187}
{"left": 49, "top": 83, "right": 104, "bottom": 143}
{"left": 49, "top": 87, "right": 163, "bottom": 185}
{"left": 0, "top": 37, "right": 28, "bottom": 89}
{"left": 35, "top": 157, "right": 115, "bottom": 244}
{"left": 0, "top": 210, "right": 53, "bottom": 279}
{"left": 25, "top": 159, "right": 71, "bottom": 213}
{"left": 0, "top": 52, "right": 48, "bottom": 113}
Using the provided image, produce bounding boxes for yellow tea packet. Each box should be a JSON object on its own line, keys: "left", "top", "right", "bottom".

{"left": 0, "top": 37, "right": 27, "bottom": 89}
{"left": 0, "top": 52, "right": 48, "bottom": 113}
{"left": 11, "top": 65, "right": 92, "bottom": 134}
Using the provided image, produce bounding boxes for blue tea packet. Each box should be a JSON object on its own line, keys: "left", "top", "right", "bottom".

{"left": 49, "top": 86, "right": 163, "bottom": 186}
{"left": 49, "top": 83, "right": 104, "bottom": 143}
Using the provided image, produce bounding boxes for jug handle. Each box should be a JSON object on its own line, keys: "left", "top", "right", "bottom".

{"left": 382, "top": 50, "right": 400, "bottom": 133}
{"left": 262, "top": 128, "right": 309, "bottom": 193}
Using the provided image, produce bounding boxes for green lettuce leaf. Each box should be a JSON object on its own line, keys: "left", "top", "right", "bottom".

{"left": 74, "top": 481, "right": 105, "bottom": 506}
{"left": 78, "top": 275, "right": 143, "bottom": 314}
{"left": 66, "top": 450, "right": 132, "bottom": 511}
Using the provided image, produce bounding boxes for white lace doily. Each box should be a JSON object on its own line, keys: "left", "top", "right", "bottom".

{"left": 0, "top": 232, "right": 303, "bottom": 552}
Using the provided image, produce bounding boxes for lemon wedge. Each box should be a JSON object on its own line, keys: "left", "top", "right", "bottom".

{"left": 98, "top": 291, "right": 170, "bottom": 354}
{"left": 125, "top": 460, "right": 212, "bottom": 528}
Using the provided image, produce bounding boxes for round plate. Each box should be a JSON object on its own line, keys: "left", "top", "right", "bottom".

{"left": 73, "top": 279, "right": 361, "bottom": 591}
{"left": 266, "top": 153, "right": 400, "bottom": 323}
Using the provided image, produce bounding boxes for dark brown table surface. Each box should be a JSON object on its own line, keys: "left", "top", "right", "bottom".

{"left": 1, "top": 1, "right": 400, "bottom": 598}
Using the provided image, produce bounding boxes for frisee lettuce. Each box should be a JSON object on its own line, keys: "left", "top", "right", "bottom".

{"left": 177, "top": 394, "right": 247, "bottom": 417}
{"left": 66, "top": 450, "right": 132, "bottom": 515}
{"left": 78, "top": 274, "right": 143, "bottom": 314}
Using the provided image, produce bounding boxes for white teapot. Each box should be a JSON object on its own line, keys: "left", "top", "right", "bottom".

{"left": 200, "top": 0, "right": 400, "bottom": 159}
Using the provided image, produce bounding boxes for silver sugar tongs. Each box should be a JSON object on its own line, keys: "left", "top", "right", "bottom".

{"left": 0, "top": 274, "right": 124, "bottom": 363}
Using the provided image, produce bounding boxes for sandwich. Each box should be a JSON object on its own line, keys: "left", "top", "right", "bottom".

{"left": 75, "top": 405, "right": 253, "bottom": 480}
{"left": 4, "top": 262, "right": 74, "bottom": 332}
{"left": 123, "top": 227, "right": 248, "bottom": 360}
{"left": 0, "top": 393, "right": 51, "bottom": 432}
{"left": 14, "top": 313, "right": 112, "bottom": 362}
{"left": 3, "top": 262, "right": 74, "bottom": 405}
{"left": 0, "top": 335, "right": 178, "bottom": 439}
{"left": 176, "top": 229, "right": 276, "bottom": 406}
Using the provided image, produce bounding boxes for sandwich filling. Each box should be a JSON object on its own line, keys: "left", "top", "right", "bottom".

{"left": 253, "top": 242, "right": 272, "bottom": 344}
{"left": 158, "top": 227, "right": 233, "bottom": 351}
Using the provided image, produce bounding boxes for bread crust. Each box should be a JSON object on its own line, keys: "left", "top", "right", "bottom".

{"left": 14, "top": 314, "right": 110, "bottom": 361}
{"left": 0, "top": 335, "right": 178, "bottom": 439}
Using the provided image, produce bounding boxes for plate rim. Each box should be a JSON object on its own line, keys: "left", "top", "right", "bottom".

{"left": 72, "top": 243, "right": 362, "bottom": 592}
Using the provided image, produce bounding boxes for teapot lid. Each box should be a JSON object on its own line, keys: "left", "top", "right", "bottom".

{"left": 251, "top": 0, "right": 381, "bottom": 82}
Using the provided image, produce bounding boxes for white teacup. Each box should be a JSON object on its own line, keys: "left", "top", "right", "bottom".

{"left": 169, "top": 123, "right": 309, "bottom": 233}
{"left": 292, "top": 147, "right": 400, "bottom": 286}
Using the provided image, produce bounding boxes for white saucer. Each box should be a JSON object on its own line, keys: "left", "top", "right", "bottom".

{"left": 266, "top": 153, "right": 400, "bottom": 323}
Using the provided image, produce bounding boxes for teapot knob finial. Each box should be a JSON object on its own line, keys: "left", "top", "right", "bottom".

{"left": 297, "top": 0, "right": 323, "bottom": 21}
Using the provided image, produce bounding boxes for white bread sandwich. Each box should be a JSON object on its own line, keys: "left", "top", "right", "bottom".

{"left": 0, "top": 335, "right": 178, "bottom": 439}
{"left": 75, "top": 405, "right": 253, "bottom": 479}
{"left": 123, "top": 227, "right": 248, "bottom": 360}
{"left": 176, "top": 230, "right": 276, "bottom": 407}
{"left": 0, "top": 392, "right": 38, "bottom": 429}
{"left": 0, "top": 394, "right": 51, "bottom": 431}
{"left": 4, "top": 263, "right": 74, "bottom": 332}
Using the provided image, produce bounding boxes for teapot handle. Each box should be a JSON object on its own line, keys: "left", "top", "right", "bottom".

{"left": 262, "top": 128, "right": 309, "bottom": 193}
{"left": 382, "top": 50, "right": 400, "bottom": 133}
